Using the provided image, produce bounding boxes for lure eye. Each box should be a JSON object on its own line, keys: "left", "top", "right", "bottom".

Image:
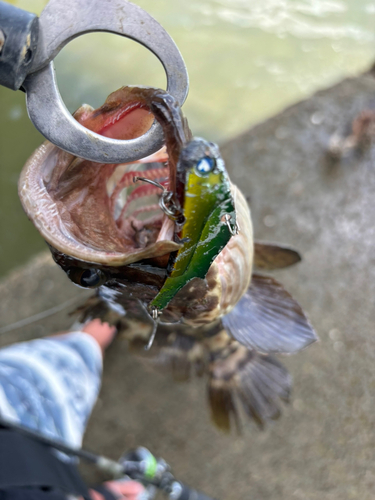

{"left": 195, "top": 156, "right": 215, "bottom": 175}
{"left": 66, "top": 267, "right": 106, "bottom": 288}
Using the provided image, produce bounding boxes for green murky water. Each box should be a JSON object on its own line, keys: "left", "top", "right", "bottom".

{"left": 1, "top": 0, "right": 374, "bottom": 277}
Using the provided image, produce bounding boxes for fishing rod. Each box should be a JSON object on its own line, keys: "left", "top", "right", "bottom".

{"left": 0, "top": 417, "right": 216, "bottom": 500}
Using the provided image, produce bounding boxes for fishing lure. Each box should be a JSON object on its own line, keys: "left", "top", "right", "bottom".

{"left": 147, "top": 139, "right": 237, "bottom": 316}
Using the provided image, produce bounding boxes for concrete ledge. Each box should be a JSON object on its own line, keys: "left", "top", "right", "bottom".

{"left": 2, "top": 72, "right": 375, "bottom": 499}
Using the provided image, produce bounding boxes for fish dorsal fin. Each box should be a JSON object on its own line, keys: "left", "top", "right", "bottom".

{"left": 254, "top": 241, "right": 301, "bottom": 270}
{"left": 222, "top": 274, "right": 317, "bottom": 354}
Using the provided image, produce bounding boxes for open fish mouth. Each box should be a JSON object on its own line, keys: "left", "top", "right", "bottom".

{"left": 19, "top": 87, "right": 192, "bottom": 269}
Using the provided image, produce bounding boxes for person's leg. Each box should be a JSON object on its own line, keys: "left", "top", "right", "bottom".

{"left": 80, "top": 319, "right": 117, "bottom": 354}
{"left": 56, "top": 322, "right": 146, "bottom": 499}
{"left": 0, "top": 320, "right": 115, "bottom": 448}
{"left": 0, "top": 321, "right": 146, "bottom": 499}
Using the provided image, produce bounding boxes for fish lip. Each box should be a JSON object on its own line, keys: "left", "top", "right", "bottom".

{"left": 18, "top": 88, "right": 191, "bottom": 267}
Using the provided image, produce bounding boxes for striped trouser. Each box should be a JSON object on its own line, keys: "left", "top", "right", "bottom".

{"left": 0, "top": 332, "right": 102, "bottom": 451}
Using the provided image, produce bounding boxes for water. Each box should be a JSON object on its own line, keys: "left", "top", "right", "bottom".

{"left": 1, "top": 0, "right": 374, "bottom": 277}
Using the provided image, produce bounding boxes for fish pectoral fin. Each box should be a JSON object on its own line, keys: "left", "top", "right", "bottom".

{"left": 254, "top": 241, "right": 301, "bottom": 270}
{"left": 208, "top": 341, "right": 291, "bottom": 432}
{"left": 222, "top": 274, "right": 318, "bottom": 354}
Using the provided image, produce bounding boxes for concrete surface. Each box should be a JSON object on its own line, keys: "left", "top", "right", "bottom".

{"left": 2, "top": 70, "right": 375, "bottom": 499}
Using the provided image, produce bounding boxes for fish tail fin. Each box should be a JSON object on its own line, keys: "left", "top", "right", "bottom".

{"left": 206, "top": 330, "right": 291, "bottom": 432}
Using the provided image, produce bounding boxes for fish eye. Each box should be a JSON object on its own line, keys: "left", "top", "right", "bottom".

{"left": 195, "top": 156, "right": 215, "bottom": 176}
{"left": 66, "top": 267, "right": 106, "bottom": 288}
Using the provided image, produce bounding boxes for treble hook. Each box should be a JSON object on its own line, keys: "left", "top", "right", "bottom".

{"left": 136, "top": 299, "right": 160, "bottom": 351}
{"left": 223, "top": 213, "right": 240, "bottom": 236}
{"left": 144, "top": 307, "right": 160, "bottom": 351}
{"left": 133, "top": 176, "right": 184, "bottom": 223}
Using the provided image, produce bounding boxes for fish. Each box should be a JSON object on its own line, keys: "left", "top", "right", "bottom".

{"left": 19, "top": 86, "right": 317, "bottom": 432}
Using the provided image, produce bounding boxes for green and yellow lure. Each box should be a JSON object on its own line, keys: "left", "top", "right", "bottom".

{"left": 149, "top": 138, "right": 237, "bottom": 315}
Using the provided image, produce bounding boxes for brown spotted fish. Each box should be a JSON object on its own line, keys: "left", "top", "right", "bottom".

{"left": 19, "top": 87, "right": 317, "bottom": 432}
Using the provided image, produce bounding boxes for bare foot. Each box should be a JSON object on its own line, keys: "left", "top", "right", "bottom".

{"left": 104, "top": 479, "right": 145, "bottom": 499}
{"left": 88, "top": 479, "right": 145, "bottom": 500}
{"left": 82, "top": 319, "right": 117, "bottom": 354}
